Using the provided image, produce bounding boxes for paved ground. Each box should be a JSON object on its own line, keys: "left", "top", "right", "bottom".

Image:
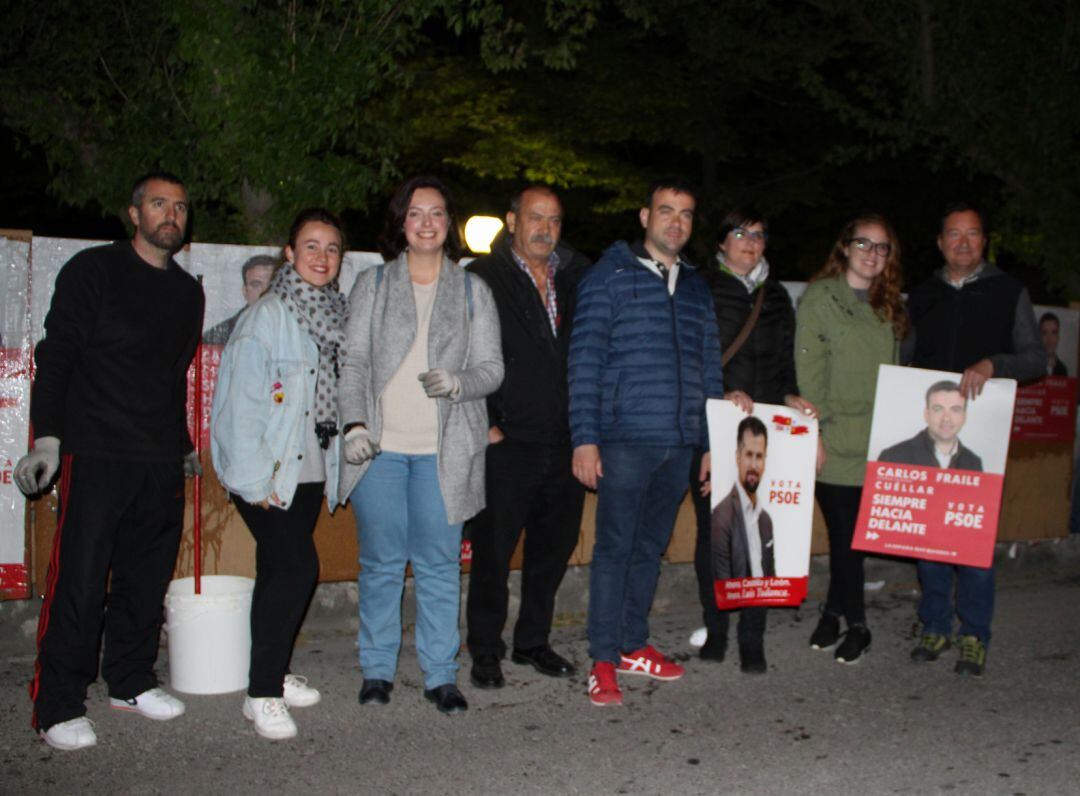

{"left": 1, "top": 543, "right": 1078, "bottom": 795}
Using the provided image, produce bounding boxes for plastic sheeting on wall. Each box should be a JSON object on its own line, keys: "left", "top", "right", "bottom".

{"left": 0, "top": 234, "right": 32, "bottom": 598}
{"left": 8, "top": 235, "right": 384, "bottom": 599}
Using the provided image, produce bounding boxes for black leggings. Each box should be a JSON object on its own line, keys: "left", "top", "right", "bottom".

{"left": 233, "top": 482, "right": 323, "bottom": 697}
{"left": 815, "top": 482, "right": 866, "bottom": 626}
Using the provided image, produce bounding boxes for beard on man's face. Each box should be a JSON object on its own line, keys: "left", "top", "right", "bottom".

{"left": 742, "top": 471, "right": 760, "bottom": 494}
{"left": 143, "top": 221, "right": 184, "bottom": 252}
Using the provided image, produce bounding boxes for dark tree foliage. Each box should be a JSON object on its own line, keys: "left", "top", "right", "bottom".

{"left": 1, "top": 1, "right": 1076, "bottom": 296}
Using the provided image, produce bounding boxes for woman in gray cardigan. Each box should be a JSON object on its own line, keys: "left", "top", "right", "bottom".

{"left": 338, "top": 176, "right": 503, "bottom": 714}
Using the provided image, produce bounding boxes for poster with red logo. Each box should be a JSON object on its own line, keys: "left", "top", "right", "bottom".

{"left": 1011, "top": 304, "right": 1079, "bottom": 442}
{"left": 853, "top": 365, "right": 1016, "bottom": 568}
{"left": 1011, "top": 376, "right": 1078, "bottom": 441}
{"left": 707, "top": 400, "right": 818, "bottom": 609}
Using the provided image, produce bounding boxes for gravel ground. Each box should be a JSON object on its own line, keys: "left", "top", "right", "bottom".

{"left": 0, "top": 548, "right": 1077, "bottom": 795}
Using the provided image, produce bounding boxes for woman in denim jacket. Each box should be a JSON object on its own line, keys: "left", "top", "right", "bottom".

{"left": 211, "top": 208, "right": 347, "bottom": 740}
{"left": 338, "top": 176, "right": 503, "bottom": 715}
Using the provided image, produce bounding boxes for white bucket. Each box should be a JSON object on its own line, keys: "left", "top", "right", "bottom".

{"left": 164, "top": 576, "right": 254, "bottom": 695}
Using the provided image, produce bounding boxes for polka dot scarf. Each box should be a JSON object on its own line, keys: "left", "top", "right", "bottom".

{"left": 269, "top": 263, "right": 347, "bottom": 427}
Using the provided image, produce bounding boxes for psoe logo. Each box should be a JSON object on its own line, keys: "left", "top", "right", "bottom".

{"left": 770, "top": 414, "right": 810, "bottom": 436}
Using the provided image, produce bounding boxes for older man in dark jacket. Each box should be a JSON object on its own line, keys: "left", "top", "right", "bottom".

{"left": 465, "top": 187, "right": 590, "bottom": 690}
{"left": 906, "top": 203, "right": 1043, "bottom": 677}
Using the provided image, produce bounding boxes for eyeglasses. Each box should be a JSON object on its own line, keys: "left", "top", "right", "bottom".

{"left": 732, "top": 228, "right": 767, "bottom": 243}
{"left": 849, "top": 237, "right": 892, "bottom": 257}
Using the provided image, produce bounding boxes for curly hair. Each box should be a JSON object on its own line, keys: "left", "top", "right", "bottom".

{"left": 810, "top": 213, "right": 908, "bottom": 339}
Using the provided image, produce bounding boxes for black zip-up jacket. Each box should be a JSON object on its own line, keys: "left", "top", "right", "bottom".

{"left": 31, "top": 240, "right": 205, "bottom": 460}
{"left": 906, "top": 262, "right": 1043, "bottom": 381}
{"left": 467, "top": 234, "right": 591, "bottom": 444}
{"left": 705, "top": 269, "right": 798, "bottom": 405}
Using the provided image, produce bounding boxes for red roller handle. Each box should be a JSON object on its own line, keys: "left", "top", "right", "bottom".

{"left": 193, "top": 277, "right": 203, "bottom": 595}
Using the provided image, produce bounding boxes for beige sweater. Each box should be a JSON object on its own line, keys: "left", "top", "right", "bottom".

{"left": 379, "top": 278, "right": 439, "bottom": 454}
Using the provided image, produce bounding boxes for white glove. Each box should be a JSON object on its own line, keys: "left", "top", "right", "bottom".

{"left": 344, "top": 426, "right": 380, "bottom": 465}
{"left": 183, "top": 450, "right": 203, "bottom": 478}
{"left": 14, "top": 436, "right": 61, "bottom": 496}
{"left": 418, "top": 369, "right": 460, "bottom": 399}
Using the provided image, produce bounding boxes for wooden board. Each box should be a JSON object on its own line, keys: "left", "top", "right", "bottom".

{"left": 29, "top": 443, "right": 1071, "bottom": 595}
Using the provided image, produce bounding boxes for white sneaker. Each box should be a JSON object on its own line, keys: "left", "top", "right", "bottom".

{"left": 40, "top": 717, "right": 97, "bottom": 751}
{"left": 283, "top": 674, "right": 321, "bottom": 708}
{"left": 243, "top": 696, "right": 297, "bottom": 740}
{"left": 689, "top": 626, "right": 708, "bottom": 648}
{"left": 109, "top": 687, "right": 185, "bottom": 720}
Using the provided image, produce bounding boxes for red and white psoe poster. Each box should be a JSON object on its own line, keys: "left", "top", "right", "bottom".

{"left": 706, "top": 400, "right": 818, "bottom": 609}
{"left": 1011, "top": 376, "right": 1078, "bottom": 442}
{"left": 853, "top": 365, "right": 1017, "bottom": 568}
{"left": 1012, "top": 304, "right": 1079, "bottom": 442}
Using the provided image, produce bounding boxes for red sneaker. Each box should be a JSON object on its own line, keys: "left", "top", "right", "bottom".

{"left": 618, "top": 645, "right": 685, "bottom": 681}
{"left": 588, "top": 662, "right": 623, "bottom": 706}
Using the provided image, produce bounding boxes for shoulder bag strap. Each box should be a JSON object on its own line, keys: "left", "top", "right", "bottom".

{"left": 721, "top": 286, "right": 766, "bottom": 367}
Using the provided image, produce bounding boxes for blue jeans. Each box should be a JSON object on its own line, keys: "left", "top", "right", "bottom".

{"left": 587, "top": 444, "right": 693, "bottom": 663}
{"left": 351, "top": 452, "right": 463, "bottom": 690}
{"left": 916, "top": 560, "right": 995, "bottom": 643}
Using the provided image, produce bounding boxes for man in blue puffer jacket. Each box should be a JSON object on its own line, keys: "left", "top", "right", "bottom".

{"left": 569, "top": 178, "right": 724, "bottom": 706}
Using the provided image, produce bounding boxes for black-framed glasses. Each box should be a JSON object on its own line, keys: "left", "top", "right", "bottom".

{"left": 849, "top": 237, "right": 891, "bottom": 257}
{"left": 732, "top": 227, "right": 767, "bottom": 243}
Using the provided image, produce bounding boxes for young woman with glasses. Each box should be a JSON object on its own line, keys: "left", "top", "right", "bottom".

{"left": 794, "top": 213, "right": 908, "bottom": 664}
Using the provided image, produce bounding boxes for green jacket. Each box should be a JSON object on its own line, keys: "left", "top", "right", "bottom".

{"left": 795, "top": 276, "right": 899, "bottom": 486}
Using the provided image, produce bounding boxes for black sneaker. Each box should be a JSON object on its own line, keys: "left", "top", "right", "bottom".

{"left": 739, "top": 642, "right": 767, "bottom": 674}
{"left": 699, "top": 634, "right": 727, "bottom": 663}
{"left": 910, "top": 633, "right": 950, "bottom": 663}
{"left": 809, "top": 611, "right": 841, "bottom": 650}
{"left": 954, "top": 635, "right": 986, "bottom": 677}
{"left": 834, "top": 625, "right": 871, "bottom": 664}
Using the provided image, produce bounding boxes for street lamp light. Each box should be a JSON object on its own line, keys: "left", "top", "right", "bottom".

{"left": 464, "top": 215, "right": 504, "bottom": 254}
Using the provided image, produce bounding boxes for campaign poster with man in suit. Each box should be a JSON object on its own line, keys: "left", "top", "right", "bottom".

{"left": 854, "top": 365, "right": 1016, "bottom": 568}
{"left": 707, "top": 400, "right": 818, "bottom": 609}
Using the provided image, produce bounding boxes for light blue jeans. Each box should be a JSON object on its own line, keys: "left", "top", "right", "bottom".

{"left": 351, "top": 452, "right": 463, "bottom": 690}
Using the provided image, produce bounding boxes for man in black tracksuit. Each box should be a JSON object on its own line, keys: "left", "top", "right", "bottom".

{"left": 465, "top": 186, "right": 590, "bottom": 688}
{"left": 15, "top": 172, "right": 204, "bottom": 750}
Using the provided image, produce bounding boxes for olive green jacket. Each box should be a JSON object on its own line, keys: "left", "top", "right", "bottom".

{"left": 795, "top": 276, "right": 899, "bottom": 486}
